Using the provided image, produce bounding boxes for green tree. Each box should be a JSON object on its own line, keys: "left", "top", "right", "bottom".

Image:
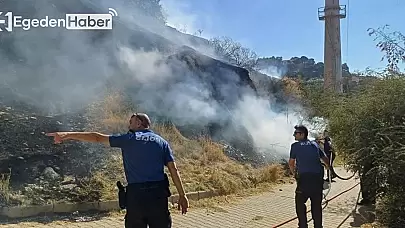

{"left": 256, "top": 56, "right": 350, "bottom": 80}
{"left": 368, "top": 26, "right": 405, "bottom": 72}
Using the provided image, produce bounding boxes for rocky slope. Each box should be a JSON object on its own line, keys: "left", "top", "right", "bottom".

{"left": 0, "top": 85, "right": 93, "bottom": 185}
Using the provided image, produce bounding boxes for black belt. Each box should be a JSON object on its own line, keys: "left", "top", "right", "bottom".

{"left": 127, "top": 179, "right": 167, "bottom": 190}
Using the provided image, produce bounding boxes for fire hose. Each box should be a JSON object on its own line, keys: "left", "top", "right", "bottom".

{"left": 330, "top": 154, "right": 357, "bottom": 180}
{"left": 332, "top": 167, "right": 357, "bottom": 180}
{"left": 272, "top": 183, "right": 360, "bottom": 228}
{"left": 336, "top": 186, "right": 362, "bottom": 228}
{"left": 272, "top": 152, "right": 359, "bottom": 227}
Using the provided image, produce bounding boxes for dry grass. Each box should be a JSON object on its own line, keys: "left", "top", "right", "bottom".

{"left": 0, "top": 170, "right": 11, "bottom": 205}
{"left": 360, "top": 223, "right": 385, "bottom": 228}
{"left": 82, "top": 92, "right": 287, "bottom": 201}
{"left": 282, "top": 77, "right": 303, "bottom": 99}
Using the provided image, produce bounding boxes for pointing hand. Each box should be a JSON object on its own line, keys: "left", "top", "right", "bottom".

{"left": 45, "top": 132, "right": 66, "bottom": 144}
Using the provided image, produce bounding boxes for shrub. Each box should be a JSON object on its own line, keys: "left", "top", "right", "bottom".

{"left": 0, "top": 171, "right": 11, "bottom": 206}
{"left": 309, "top": 76, "right": 405, "bottom": 227}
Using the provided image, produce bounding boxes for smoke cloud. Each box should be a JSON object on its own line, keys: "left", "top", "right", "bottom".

{"left": 258, "top": 65, "right": 288, "bottom": 79}
{"left": 0, "top": 0, "right": 319, "bottom": 160}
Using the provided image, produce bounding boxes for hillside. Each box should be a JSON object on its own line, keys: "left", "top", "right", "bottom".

{"left": 0, "top": 0, "right": 292, "bottom": 207}
{"left": 0, "top": 0, "right": 266, "bottom": 149}
{"left": 256, "top": 56, "right": 351, "bottom": 80}
{"left": 0, "top": 89, "right": 287, "bottom": 206}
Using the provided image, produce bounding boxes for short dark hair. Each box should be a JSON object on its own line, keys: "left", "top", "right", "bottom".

{"left": 294, "top": 125, "right": 309, "bottom": 138}
{"left": 132, "top": 113, "right": 151, "bottom": 128}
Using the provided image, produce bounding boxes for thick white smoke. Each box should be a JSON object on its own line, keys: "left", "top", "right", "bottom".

{"left": 0, "top": 0, "right": 320, "bottom": 160}
{"left": 258, "top": 66, "right": 288, "bottom": 79}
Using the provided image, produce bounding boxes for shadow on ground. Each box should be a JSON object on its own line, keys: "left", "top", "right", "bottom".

{"left": 336, "top": 204, "right": 376, "bottom": 228}
{"left": 335, "top": 204, "right": 375, "bottom": 228}
{"left": 0, "top": 210, "right": 116, "bottom": 225}
{"left": 350, "top": 205, "right": 376, "bottom": 227}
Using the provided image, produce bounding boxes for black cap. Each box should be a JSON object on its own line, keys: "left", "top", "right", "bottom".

{"left": 294, "top": 125, "right": 309, "bottom": 137}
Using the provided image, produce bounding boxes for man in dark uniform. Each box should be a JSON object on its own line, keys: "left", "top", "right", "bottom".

{"left": 46, "top": 113, "right": 189, "bottom": 228}
{"left": 323, "top": 130, "right": 336, "bottom": 182}
{"left": 289, "top": 125, "right": 330, "bottom": 228}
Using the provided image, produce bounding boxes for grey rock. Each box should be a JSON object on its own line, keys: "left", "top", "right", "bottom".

{"left": 42, "top": 167, "right": 60, "bottom": 181}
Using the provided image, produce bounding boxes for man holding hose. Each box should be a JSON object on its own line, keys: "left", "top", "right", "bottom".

{"left": 323, "top": 130, "right": 336, "bottom": 182}
{"left": 46, "top": 113, "right": 189, "bottom": 228}
{"left": 289, "top": 125, "right": 330, "bottom": 228}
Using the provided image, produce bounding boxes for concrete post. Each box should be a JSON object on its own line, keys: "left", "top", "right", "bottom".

{"left": 318, "top": 0, "right": 346, "bottom": 93}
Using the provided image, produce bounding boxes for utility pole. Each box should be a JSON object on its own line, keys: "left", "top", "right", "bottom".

{"left": 318, "top": 0, "right": 346, "bottom": 93}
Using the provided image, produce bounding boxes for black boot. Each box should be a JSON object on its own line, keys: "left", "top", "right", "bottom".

{"left": 357, "top": 199, "right": 375, "bottom": 205}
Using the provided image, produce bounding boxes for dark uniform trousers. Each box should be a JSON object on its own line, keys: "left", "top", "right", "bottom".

{"left": 295, "top": 172, "right": 324, "bottom": 228}
{"left": 125, "top": 180, "right": 171, "bottom": 228}
{"left": 360, "top": 162, "right": 377, "bottom": 203}
{"left": 325, "top": 152, "right": 336, "bottom": 179}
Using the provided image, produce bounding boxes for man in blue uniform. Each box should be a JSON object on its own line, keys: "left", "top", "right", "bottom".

{"left": 46, "top": 113, "right": 189, "bottom": 228}
{"left": 289, "top": 125, "right": 330, "bottom": 228}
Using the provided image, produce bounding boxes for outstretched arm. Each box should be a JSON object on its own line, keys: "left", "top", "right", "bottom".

{"left": 46, "top": 132, "right": 110, "bottom": 145}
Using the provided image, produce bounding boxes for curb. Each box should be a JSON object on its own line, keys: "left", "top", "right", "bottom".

{"left": 0, "top": 190, "right": 219, "bottom": 218}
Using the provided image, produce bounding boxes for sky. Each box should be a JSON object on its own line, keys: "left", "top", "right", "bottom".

{"left": 161, "top": 0, "right": 405, "bottom": 72}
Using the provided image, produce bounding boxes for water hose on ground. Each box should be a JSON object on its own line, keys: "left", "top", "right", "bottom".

{"left": 272, "top": 183, "right": 360, "bottom": 228}
{"left": 335, "top": 187, "right": 362, "bottom": 228}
